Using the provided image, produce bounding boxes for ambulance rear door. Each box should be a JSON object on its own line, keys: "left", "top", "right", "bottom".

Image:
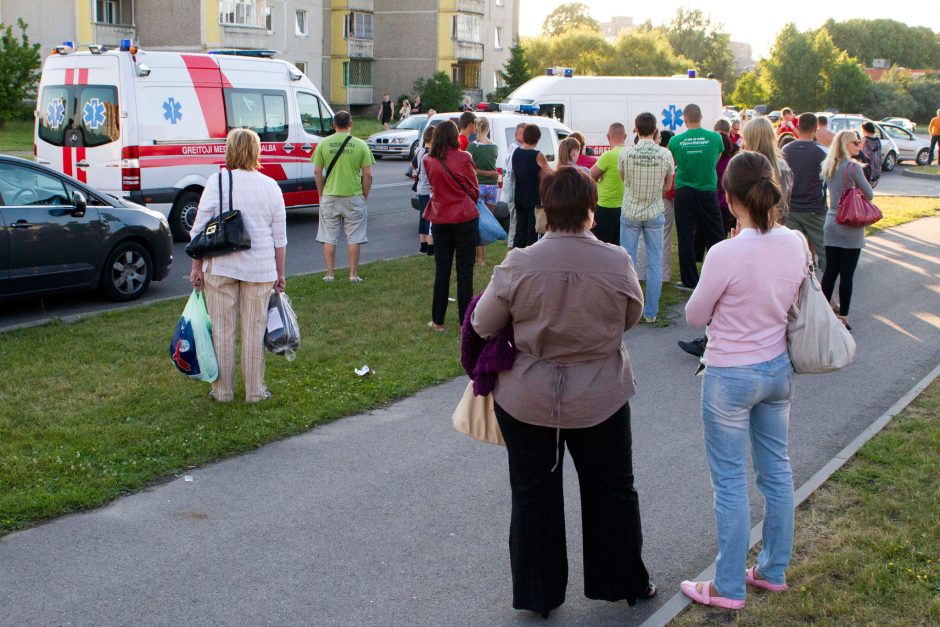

{"left": 292, "top": 88, "right": 334, "bottom": 207}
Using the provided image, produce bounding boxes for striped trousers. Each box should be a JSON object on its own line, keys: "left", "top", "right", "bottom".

{"left": 204, "top": 272, "right": 274, "bottom": 402}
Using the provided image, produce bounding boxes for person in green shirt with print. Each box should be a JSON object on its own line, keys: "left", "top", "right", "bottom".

{"left": 590, "top": 123, "right": 628, "bottom": 245}
{"left": 667, "top": 104, "right": 725, "bottom": 291}
{"left": 312, "top": 110, "right": 375, "bottom": 283}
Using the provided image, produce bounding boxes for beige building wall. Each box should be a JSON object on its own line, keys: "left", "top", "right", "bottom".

{"left": 370, "top": 0, "right": 438, "bottom": 110}
{"left": 481, "top": 0, "right": 515, "bottom": 98}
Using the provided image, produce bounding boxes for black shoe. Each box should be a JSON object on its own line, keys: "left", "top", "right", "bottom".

{"left": 419, "top": 242, "right": 428, "bottom": 253}
{"left": 674, "top": 282, "right": 695, "bottom": 293}
{"left": 426, "top": 245, "right": 435, "bottom": 256}
{"left": 678, "top": 337, "right": 707, "bottom": 358}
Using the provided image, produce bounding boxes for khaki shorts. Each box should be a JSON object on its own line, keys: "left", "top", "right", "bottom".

{"left": 317, "top": 195, "right": 368, "bottom": 245}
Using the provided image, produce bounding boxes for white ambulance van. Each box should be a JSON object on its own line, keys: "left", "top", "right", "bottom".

{"left": 35, "top": 41, "right": 335, "bottom": 241}
{"left": 504, "top": 72, "right": 723, "bottom": 154}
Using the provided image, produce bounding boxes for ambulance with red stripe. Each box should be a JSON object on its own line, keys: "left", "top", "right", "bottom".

{"left": 35, "top": 41, "right": 334, "bottom": 241}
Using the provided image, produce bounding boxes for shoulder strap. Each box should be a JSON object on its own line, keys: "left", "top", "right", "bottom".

{"left": 438, "top": 154, "right": 474, "bottom": 201}
{"left": 227, "top": 168, "right": 233, "bottom": 213}
{"left": 217, "top": 171, "right": 223, "bottom": 220}
{"left": 323, "top": 135, "right": 353, "bottom": 187}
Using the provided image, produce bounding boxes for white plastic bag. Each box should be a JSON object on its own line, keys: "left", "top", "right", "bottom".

{"left": 264, "top": 291, "right": 300, "bottom": 360}
{"left": 170, "top": 290, "right": 219, "bottom": 382}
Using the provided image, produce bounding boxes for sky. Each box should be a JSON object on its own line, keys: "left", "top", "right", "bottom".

{"left": 518, "top": 0, "right": 940, "bottom": 60}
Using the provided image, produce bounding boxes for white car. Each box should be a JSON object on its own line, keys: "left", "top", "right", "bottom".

{"left": 878, "top": 123, "right": 931, "bottom": 166}
{"left": 827, "top": 115, "right": 901, "bottom": 172}
{"left": 881, "top": 117, "right": 916, "bottom": 134}
{"left": 367, "top": 115, "right": 428, "bottom": 160}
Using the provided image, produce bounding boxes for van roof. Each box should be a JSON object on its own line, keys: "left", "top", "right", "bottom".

{"left": 45, "top": 49, "right": 298, "bottom": 71}
{"left": 507, "top": 75, "right": 722, "bottom": 102}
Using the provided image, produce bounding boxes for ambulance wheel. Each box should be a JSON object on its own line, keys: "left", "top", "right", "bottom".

{"left": 170, "top": 190, "right": 201, "bottom": 242}
{"left": 100, "top": 241, "right": 153, "bottom": 302}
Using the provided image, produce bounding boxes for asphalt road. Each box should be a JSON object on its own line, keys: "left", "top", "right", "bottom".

{"left": 1, "top": 218, "right": 938, "bottom": 625}
{"left": 0, "top": 158, "right": 417, "bottom": 330}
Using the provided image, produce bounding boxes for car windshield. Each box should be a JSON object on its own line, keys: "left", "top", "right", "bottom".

{"left": 393, "top": 116, "right": 427, "bottom": 130}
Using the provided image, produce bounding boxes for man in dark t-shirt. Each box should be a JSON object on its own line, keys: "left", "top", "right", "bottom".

{"left": 782, "top": 112, "right": 828, "bottom": 271}
{"left": 376, "top": 93, "right": 393, "bottom": 130}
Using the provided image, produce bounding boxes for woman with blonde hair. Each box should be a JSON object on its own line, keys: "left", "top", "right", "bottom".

{"left": 398, "top": 98, "right": 411, "bottom": 120}
{"left": 189, "top": 128, "right": 287, "bottom": 402}
{"left": 742, "top": 117, "right": 793, "bottom": 223}
{"left": 820, "top": 129, "right": 873, "bottom": 330}
{"left": 556, "top": 137, "right": 586, "bottom": 171}
{"left": 467, "top": 116, "right": 500, "bottom": 266}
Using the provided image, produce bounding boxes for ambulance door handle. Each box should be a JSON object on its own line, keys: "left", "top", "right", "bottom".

{"left": 301, "top": 143, "right": 313, "bottom": 152}
{"left": 36, "top": 157, "right": 52, "bottom": 165}
{"left": 76, "top": 160, "right": 90, "bottom": 169}
{"left": 283, "top": 143, "right": 295, "bottom": 154}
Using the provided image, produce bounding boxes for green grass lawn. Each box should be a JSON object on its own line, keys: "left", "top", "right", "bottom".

{"left": 351, "top": 116, "right": 385, "bottom": 140}
{"left": 0, "top": 119, "right": 35, "bottom": 152}
{"left": 671, "top": 377, "right": 940, "bottom": 625}
{"left": 867, "top": 196, "right": 940, "bottom": 235}
{"left": 906, "top": 165, "right": 940, "bottom": 176}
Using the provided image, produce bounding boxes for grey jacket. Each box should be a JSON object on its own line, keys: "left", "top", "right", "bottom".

{"left": 824, "top": 160, "right": 874, "bottom": 249}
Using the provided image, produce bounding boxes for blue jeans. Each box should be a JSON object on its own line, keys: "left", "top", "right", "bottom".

{"left": 621, "top": 213, "right": 665, "bottom": 319}
{"left": 701, "top": 351, "right": 795, "bottom": 600}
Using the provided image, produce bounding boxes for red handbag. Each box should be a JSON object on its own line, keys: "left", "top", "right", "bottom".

{"left": 836, "top": 162, "right": 882, "bottom": 227}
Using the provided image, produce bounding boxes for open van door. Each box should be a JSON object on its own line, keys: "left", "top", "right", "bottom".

{"left": 292, "top": 89, "right": 334, "bottom": 207}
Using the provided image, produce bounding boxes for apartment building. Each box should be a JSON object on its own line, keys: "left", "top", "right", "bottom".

{"left": 3, "top": 0, "right": 517, "bottom": 113}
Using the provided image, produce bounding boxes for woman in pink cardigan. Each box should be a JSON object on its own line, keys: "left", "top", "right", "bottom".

{"left": 681, "top": 151, "right": 806, "bottom": 611}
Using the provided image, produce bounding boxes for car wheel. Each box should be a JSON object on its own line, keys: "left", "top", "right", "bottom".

{"left": 408, "top": 141, "right": 418, "bottom": 161}
{"left": 916, "top": 148, "right": 930, "bottom": 166}
{"left": 169, "top": 190, "right": 201, "bottom": 242}
{"left": 100, "top": 241, "right": 152, "bottom": 302}
{"left": 882, "top": 151, "right": 897, "bottom": 172}
{"left": 373, "top": 154, "right": 383, "bottom": 160}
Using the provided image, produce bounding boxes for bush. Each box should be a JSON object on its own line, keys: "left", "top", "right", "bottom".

{"left": 412, "top": 72, "right": 466, "bottom": 114}
{"left": 0, "top": 18, "right": 42, "bottom": 128}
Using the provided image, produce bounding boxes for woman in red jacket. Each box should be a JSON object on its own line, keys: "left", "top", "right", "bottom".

{"left": 423, "top": 120, "right": 480, "bottom": 330}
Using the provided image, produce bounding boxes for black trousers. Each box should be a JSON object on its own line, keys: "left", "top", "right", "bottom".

{"left": 513, "top": 199, "right": 538, "bottom": 248}
{"left": 821, "top": 246, "right": 861, "bottom": 315}
{"left": 591, "top": 205, "right": 621, "bottom": 245}
{"left": 431, "top": 218, "right": 477, "bottom": 325}
{"left": 493, "top": 402, "right": 650, "bottom": 613}
{"left": 674, "top": 187, "right": 725, "bottom": 288}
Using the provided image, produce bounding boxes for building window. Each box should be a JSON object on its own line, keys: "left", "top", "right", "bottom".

{"left": 493, "top": 70, "right": 501, "bottom": 90}
{"left": 295, "top": 61, "right": 307, "bottom": 75}
{"left": 452, "top": 64, "right": 480, "bottom": 89}
{"left": 219, "top": 0, "right": 265, "bottom": 28}
{"left": 343, "top": 60, "right": 374, "bottom": 87}
{"left": 95, "top": 0, "right": 133, "bottom": 25}
{"left": 265, "top": 5, "right": 273, "bottom": 31}
{"left": 496, "top": 0, "right": 504, "bottom": 5}
{"left": 295, "top": 10, "right": 308, "bottom": 36}
{"left": 452, "top": 14, "right": 482, "bottom": 43}
{"left": 344, "top": 12, "right": 373, "bottom": 40}
{"left": 494, "top": 26, "right": 503, "bottom": 49}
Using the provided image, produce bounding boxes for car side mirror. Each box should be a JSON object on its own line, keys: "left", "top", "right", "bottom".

{"left": 71, "top": 190, "right": 87, "bottom": 217}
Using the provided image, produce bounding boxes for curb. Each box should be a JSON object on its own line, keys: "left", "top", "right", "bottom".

{"left": 640, "top": 362, "right": 940, "bottom": 627}
{"left": 901, "top": 169, "right": 940, "bottom": 180}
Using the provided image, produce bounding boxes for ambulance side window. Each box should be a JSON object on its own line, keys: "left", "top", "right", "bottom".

{"left": 296, "top": 92, "right": 333, "bottom": 137}
{"left": 224, "top": 89, "right": 289, "bottom": 142}
{"left": 539, "top": 104, "right": 565, "bottom": 123}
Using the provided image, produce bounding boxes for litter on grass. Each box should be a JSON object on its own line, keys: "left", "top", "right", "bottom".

{"left": 355, "top": 365, "right": 373, "bottom": 377}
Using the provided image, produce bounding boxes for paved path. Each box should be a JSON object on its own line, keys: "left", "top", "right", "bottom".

{"left": 1, "top": 218, "right": 939, "bottom": 626}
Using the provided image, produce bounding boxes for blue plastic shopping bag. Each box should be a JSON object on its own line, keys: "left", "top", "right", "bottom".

{"left": 170, "top": 290, "right": 219, "bottom": 382}
{"left": 477, "top": 198, "right": 507, "bottom": 246}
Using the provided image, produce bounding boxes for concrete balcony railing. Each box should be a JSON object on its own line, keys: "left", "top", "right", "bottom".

{"left": 348, "top": 37, "right": 373, "bottom": 59}
{"left": 94, "top": 23, "right": 137, "bottom": 46}
{"left": 346, "top": 0, "right": 374, "bottom": 11}
{"left": 456, "top": 0, "right": 485, "bottom": 15}
{"left": 347, "top": 86, "right": 374, "bottom": 105}
{"left": 454, "top": 40, "right": 484, "bottom": 61}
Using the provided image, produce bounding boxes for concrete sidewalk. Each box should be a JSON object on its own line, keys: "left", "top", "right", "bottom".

{"left": 1, "top": 218, "right": 939, "bottom": 626}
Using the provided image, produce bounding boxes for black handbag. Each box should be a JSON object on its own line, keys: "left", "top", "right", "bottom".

{"left": 185, "top": 169, "right": 252, "bottom": 259}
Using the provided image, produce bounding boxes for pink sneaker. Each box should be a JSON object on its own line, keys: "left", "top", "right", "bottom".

{"left": 680, "top": 580, "right": 745, "bottom": 610}
{"left": 746, "top": 566, "right": 788, "bottom": 592}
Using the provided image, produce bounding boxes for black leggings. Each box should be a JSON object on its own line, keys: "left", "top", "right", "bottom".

{"left": 821, "top": 246, "right": 861, "bottom": 315}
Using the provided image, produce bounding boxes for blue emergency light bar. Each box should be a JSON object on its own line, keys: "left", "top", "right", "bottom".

{"left": 120, "top": 39, "right": 133, "bottom": 51}
{"left": 546, "top": 67, "right": 574, "bottom": 77}
{"left": 474, "top": 102, "right": 541, "bottom": 115}
{"left": 688, "top": 69, "right": 697, "bottom": 78}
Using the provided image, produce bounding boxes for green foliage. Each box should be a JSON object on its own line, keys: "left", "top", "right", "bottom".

{"left": 664, "top": 8, "right": 736, "bottom": 92}
{"left": 522, "top": 29, "right": 690, "bottom": 79}
{"left": 822, "top": 18, "right": 940, "bottom": 69}
{"left": 862, "top": 78, "right": 918, "bottom": 120}
{"left": 0, "top": 19, "right": 42, "bottom": 127}
{"left": 828, "top": 52, "right": 872, "bottom": 113}
{"left": 906, "top": 78, "right": 940, "bottom": 123}
{"left": 541, "top": 3, "right": 599, "bottom": 37}
{"left": 487, "top": 37, "right": 532, "bottom": 102}
{"left": 729, "top": 71, "right": 767, "bottom": 108}
{"left": 412, "top": 72, "right": 466, "bottom": 114}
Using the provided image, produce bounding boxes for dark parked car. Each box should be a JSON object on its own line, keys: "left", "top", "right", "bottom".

{"left": 0, "top": 155, "right": 172, "bottom": 302}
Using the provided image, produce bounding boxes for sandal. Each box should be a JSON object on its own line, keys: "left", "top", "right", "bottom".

{"left": 639, "top": 583, "right": 657, "bottom": 600}
{"left": 837, "top": 315, "right": 852, "bottom": 331}
{"left": 746, "top": 566, "right": 788, "bottom": 592}
{"left": 680, "top": 580, "right": 745, "bottom": 610}
{"left": 426, "top": 321, "right": 445, "bottom": 332}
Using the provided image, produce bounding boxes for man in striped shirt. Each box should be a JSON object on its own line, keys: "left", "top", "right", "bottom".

{"left": 618, "top": 112, "right": 675, "bottom": 323}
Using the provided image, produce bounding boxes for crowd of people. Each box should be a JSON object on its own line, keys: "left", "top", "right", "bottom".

{"left": 186, "top": 100, "right": 883, "bottom": 617}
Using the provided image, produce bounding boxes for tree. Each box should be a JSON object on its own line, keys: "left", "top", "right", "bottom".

{"left": 729, "top": 71, "right": 767, "bottom": 108}
{"left": 487, "top": 37, "right": 532, "bottom": 102}
{"left": 609, "top": 31, "right": 691, "bottom": 76}
{"left": 762, "top": 24, "right": 828, "bottom": 111}
{"left": 823, "top": 19, "right": 940, "bottom": 69}
{"left": 663, "top": 8, "right": 736, "bottom": 94}
{"left": 412, "top": 72, "right": 466, "bottom": 114}
{"left": 541, "top": 3, "right": 599, "bottom": 37}
{"left": 524, "top": 28, "right": 610, "bottom": 76}
{"left": 0, "top": 19, "right": 41, "bottom": 128}
{"left": 826, "top": 52, "right": 871, "bottom": 113}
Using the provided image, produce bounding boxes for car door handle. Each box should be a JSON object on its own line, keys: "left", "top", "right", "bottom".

{"left": 282, "top": 143, "right": 295, "bottom": 154}
{"left": 76, "top": 160, "right": 90, "bottom": 168}
{"left": 13, "top": 220, "right": 32, "bottom": 229}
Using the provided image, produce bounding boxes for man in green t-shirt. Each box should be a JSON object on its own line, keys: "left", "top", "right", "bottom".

{"left": 590, "top": 123, "right": 627, "bottom": 245}
{"left": 667, "top": 104, "right": 725, "bottom": 291}
{"left": 312, "top": 110, "right": 375, "bottom": 282}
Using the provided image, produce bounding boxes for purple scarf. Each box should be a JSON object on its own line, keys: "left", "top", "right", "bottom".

{"left": 460, "top": 293, "right": 516, "bottom": 396}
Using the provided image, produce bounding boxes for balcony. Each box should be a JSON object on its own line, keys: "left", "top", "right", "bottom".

{"left": 347, "top": 86, "right": 374, "bottom": 105}
{"left": 348, "top": 37, "right": 373, "bottom": 59}
{"left": 456, "top": 0, "right": 485, "bottom": 15}
{"left": 454, "top": 40, "right": 484, "bottom": 61}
